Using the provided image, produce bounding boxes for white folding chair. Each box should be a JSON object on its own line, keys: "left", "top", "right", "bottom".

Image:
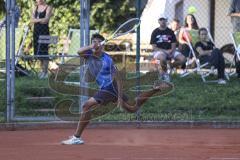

{"left": 60, "top": 29, "right": 99, "bottom": 64}
{"left": 0, "top": 25, "right": 29, "bottom": 75}
{"left": 180, "top": 28, "right": 228, "bottom": 82}
{"left": 229, "top": 32, "right": 240, "bottom": 76}
{"left": 180, "top": 29, "right": 208, "bottom": 81}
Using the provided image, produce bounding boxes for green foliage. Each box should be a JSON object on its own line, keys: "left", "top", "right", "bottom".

{"left": 0, "top": 0, "right": 6, "bottom": 20}
{"left": 233, "top": 32, "right": 240, "bottom": 46}
{"left": 17, "top": 0, "right": 80, "bottom": 35}
{"left": 90, "top": 0, "right": 136, "bottom": 32}
{"left": 15, "top": 0, "right": 80, "bottom": 54}
{"left": 13, "top": 0, "right": 138, "bottom": 54}
{"left": 3, "top": 0, "right": 139, "bottom": 34}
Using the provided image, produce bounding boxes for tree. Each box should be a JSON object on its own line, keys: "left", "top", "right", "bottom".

{"left": 90, "top": 0, "right": 136, "bottom": 33}
{"left": 2, "top": 0, "right": 141, "bottom": 54}
{"left": 0, "top": 0, "right": 5, "bottom": 20}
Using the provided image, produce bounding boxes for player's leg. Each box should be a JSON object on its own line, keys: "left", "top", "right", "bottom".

{"left": 61, "top": 97, "right": 99, "bottom": 145}
{"left": 120, "top": 81, "right": 173, "bottom": 113}
{"left": 74, "top": 97, "right": 99, "bottom": 137}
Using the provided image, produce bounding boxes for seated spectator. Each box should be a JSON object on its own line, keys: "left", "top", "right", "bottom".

{"left": 178, "top": 14, "right": 199, "bottom": 71}
{"left": 169, "top": 18, "right": 181, "bottom": 41}
{"left": 195, "top": 28, "right": 227, "bottom": 84}
{"left": 150, "top": 14, "right": 186, "bottom": 82}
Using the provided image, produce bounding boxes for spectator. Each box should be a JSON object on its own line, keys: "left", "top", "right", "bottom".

{"left": 228, "top": 0, "right": 240, "bottom": 78}
{"left": 150, "top": 14, "right": 186, "bottom": 82}
{"left": 169, "top": 18, "right": 181, "bottom": 40}
{"left": 31, "top": 0, "right": 53, "bottom": 79}
{"left": 178, "top": 14, "right": 199, "bottom": 58}
{"left": 178, "top": 14, "right": 199, "bottom": 71}
{"left": 195, "top": 28, "right": 227, "bottom": 84}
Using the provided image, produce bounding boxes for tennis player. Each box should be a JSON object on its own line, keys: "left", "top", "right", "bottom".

{"left": 61, "top": 33, "right": 173, "bottom": 145}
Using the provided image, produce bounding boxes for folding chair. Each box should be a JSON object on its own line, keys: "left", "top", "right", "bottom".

{"left": 0, "top": 26, "right": 28, "bottom": 75}
{"left": 202, "top": 30, "right": 229, "bottom": 81}
{"left": 54, "top": 29, "right": 98, "bottom": 82}
{"left": 229, "top": 32, "right": 240, "bottom": 76}
{"left": 180, "top": 28, "right": 228, "bottom": 82}
{"left": 60, "top": 29, "right": 99, "bottom": 64}
{"left": 180, "top": 29, "right": 204, "bottom": 78}
{"left": 37, "top": 35, "right": 59, "bottom": 56}
{"left": 15, "top": 25, "right": 31, "bottom": 76}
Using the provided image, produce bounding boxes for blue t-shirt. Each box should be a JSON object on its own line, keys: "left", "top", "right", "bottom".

{"left": 84, "top": 50, "right": 116, "bottom": 89}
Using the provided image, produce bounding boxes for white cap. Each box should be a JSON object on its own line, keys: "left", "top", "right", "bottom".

{"left": 158, "top": 14, "right": 167, "bottom": 20}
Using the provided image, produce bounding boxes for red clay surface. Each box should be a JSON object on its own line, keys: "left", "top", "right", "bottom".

{"left": 0, "top": 128, "right": 240, "bottom": 160}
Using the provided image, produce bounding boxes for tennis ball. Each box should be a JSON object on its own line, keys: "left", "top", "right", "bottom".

{"left": 188, "top": 6, "right": 197, "bottom": 14}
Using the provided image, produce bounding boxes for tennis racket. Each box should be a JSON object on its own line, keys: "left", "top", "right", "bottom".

{"left": 100, "top": 18, "right": 141, "bottom": 45}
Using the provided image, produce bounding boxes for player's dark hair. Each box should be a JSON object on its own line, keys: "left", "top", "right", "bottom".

{"left": 91, "top": 33, "right": 105, "bottom": 42}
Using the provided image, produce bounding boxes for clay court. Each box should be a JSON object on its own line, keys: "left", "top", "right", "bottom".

{"left": 0, "top": 128, "right": 240, "bottom": 160}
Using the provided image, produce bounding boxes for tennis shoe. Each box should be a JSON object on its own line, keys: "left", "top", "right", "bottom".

{"left": 217, "top": 79, "right": 226, "bottom": 85}
{"left": 38, "top": 72, "right": 44, "bottom": 78}
{"left": 162, "top": 73, "right": 171, "bottom": 82}
{"left": 61, "top": 135, "right": 84, "bottom": 145}
{"left": 41, "top": 73, "right": 48, "bottom": 79}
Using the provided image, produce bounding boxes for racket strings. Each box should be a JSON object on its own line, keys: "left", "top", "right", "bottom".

{"left": 103, "top": 18, "right": 140, "bottom": 44}
{"left": 115, "top": 19, "right": 140, "bottom": 36}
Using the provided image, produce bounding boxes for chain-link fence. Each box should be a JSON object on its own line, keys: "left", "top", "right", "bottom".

{"left": 1, "top": 0, "right": 239, "bottom": 123}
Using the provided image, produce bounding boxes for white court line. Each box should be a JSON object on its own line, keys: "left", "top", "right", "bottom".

{"left": 104, "top": 158, "right": 240, "bottom": 160}
{"left": 209, "top": 158, "right": 240, "bottom": 160}
{"left": 105, "top": 158, "right": 187, "bottom": 160}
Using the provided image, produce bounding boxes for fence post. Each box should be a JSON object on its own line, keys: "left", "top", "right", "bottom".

{"left": 136, "top": 0, "right": 141, "bottom": 121}
{"left": 79, "top": 0, "right": 90, "bottom": 113}
{"left": 6, "top": 0, "right": 11, "bottom": 122}
{"left": 10, "top": 0, "right": 16, "bottom": 122}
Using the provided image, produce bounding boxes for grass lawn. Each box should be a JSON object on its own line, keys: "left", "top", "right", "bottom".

{"left": 0, "top": 71, "right": 240, "bottom": 122}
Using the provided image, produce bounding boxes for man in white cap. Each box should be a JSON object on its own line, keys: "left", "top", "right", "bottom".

{"left": 150, "top": 14, "right": 186, "bottom": 82}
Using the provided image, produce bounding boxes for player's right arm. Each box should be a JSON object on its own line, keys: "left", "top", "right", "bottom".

{"left": 77, "top": 43, "right": 97, "bottom": 57}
